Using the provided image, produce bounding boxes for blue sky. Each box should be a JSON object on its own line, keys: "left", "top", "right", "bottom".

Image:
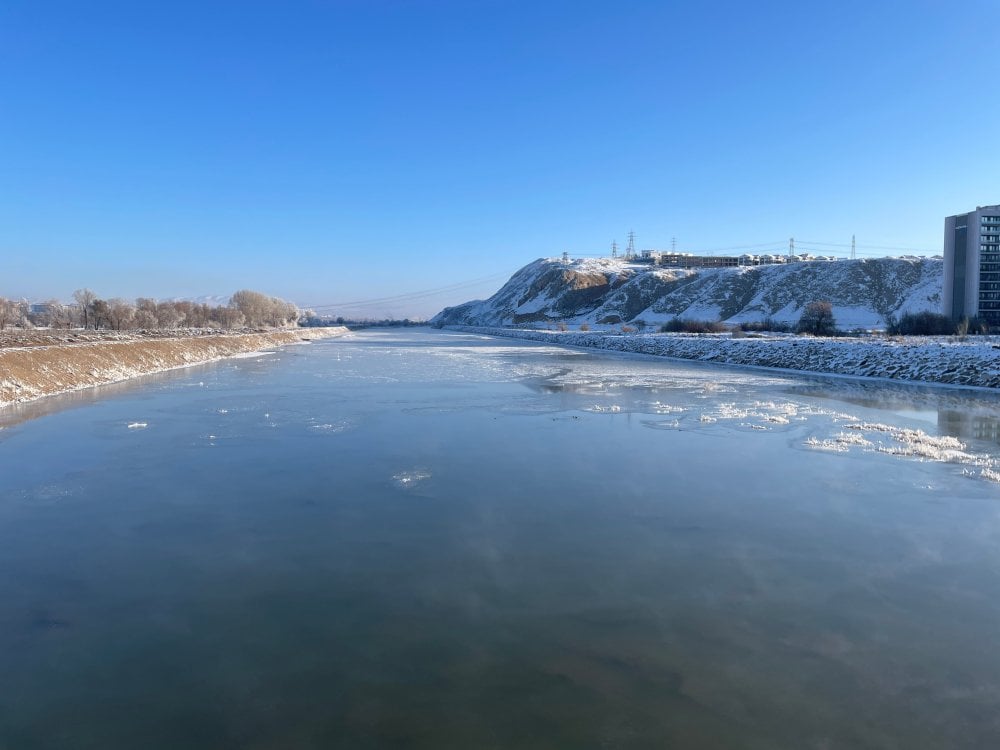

{"left": 3, "top": 0, "right": 998, "bottom": 317}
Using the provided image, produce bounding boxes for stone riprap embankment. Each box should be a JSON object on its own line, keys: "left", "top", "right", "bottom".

{"left": 447, "top": 326, "right": 1000, "bottom": 389}
{"left": 0, "top": 327, "right": 348, "bottom": 407}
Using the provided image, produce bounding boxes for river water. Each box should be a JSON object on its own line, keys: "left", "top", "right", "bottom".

{"left": 2, "top": 329, "right": 999, "bottom": 748}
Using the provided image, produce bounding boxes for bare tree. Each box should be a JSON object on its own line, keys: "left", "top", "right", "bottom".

{"left": 73, "top": 289, "right": 98, "bottom": 329}
{"left": 797, "top": 301, "right": 838, "bottom": 336}
{"left": 217, "top": 306, "right": 245, "bottom": 329}
{"left": 91, "top": 299, "right": 111, "bottom": 330}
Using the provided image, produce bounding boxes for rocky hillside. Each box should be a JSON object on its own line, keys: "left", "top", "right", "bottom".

{"left": 432, "top": 257, "right": 943, "bottom": 329}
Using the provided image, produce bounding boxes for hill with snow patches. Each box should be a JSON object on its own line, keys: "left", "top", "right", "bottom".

{"left": 432, "top": 257, "right": 943, "bottom": 329}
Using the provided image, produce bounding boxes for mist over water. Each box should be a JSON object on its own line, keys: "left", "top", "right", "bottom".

{"left": 2, "top": 329, "right": 1000, "bottom": 748}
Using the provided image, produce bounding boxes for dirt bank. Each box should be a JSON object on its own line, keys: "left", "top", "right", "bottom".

{"left": 0, "top": 327, "right": 348, "bottom": 407}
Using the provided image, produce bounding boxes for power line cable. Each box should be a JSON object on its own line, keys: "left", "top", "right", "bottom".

{"left": 800, "top": 239, "right": 936, "bottom": 253}
{"left": 305, "top": 272, "right": 510, "bottom": 311}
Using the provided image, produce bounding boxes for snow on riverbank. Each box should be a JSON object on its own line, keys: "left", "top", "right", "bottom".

{"left": 444, "top": 326, "right": 1000, "bottom": 389}
{"left": 0, "top": 327, "right": 348, "bottom": 408}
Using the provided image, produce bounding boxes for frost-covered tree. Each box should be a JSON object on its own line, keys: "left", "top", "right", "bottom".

{"left": 155, "top": 302, "right": 185, "bottom": 329}
{"left": 230, "top": 290, "right": 298, "bottom": 328}
{"left": 0, "top": 297, "right": 16, "bottom": 329}
{"left": 133, "top": 308, "right": 158, "bottom": 329}
{"left": 230, "top": 290, "right": 269, "bottom": 327}
{"left": 107, "top": 298, "right": 136, "bottom": 331}
{"left": 32, "top": 299, "right": 70, "bottom": 328}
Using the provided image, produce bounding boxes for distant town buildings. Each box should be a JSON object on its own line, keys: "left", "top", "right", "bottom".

{"left": 943, "top": 204, "right": 1000, "bottom": 323}
{"left": 631, "top": 250, "right": 838, "bottom": 269}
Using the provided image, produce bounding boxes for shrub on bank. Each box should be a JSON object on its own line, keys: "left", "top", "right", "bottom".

{"left": 886, "top": 311, "right": 954, "bottom": 336}
{"left": 739, "top": 318, "right": 793, "bottom": 333}
{"left": 886, "top": 311, "right": 989, "bottom": 336}
{"left": 660, "top": 318, "right": 729, "bottom": 334}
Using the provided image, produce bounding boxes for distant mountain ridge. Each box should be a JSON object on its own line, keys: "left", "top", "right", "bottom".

{"left": 432, "top": 257, "right": 943, "bottom": 329}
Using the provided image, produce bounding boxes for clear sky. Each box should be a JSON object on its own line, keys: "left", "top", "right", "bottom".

{"left": 3, "top": 0, "right": 999, "bottom": 318}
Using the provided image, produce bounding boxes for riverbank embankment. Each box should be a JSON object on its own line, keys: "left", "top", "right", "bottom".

{"left": 0, "top": 327, "right": 348, "bottom": 407}
{"left": 447, "top": 326, "right": 1000, "bottom": 389}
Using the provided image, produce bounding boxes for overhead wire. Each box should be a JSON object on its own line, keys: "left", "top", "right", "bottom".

{"left": 304, "top": 272, "right": 511, "bottom": 311}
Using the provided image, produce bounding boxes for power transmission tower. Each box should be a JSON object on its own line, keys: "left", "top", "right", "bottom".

{"left": 562, "top": 250, "right": 569, "bottom": 263}
{"left": 611, "top": 240, "right": 618, "bottom": 259}
{"left": 627, "top": 230, "right": 636, "bottom": 260}
{"left": 851, "top": 235, "right": 856, "bottom": 260}
{"left": 789, "top": 237, "right": 795, "bottom": 261}
{"left": 671, "top": 236, "right": 676, "bottom": 253}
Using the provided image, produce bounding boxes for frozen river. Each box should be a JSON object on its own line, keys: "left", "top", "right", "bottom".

{"left": 2, "top": 328, "right": 1000, "bottom": 748}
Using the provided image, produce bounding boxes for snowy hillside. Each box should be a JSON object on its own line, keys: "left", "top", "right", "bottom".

{"left": 432, "top": 257, "right": 944, "bottom": 329}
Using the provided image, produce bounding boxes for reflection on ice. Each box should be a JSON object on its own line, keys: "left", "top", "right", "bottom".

{"left": 333, "top": 330, "right": 1000, "bottom": 484}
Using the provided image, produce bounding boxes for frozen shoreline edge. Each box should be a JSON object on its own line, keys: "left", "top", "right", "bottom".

{"left": 444, "top": 326, "right": 1000, "bottom": 391}
{"left": 0, "top": 327, "right": 349, "bottom": 409}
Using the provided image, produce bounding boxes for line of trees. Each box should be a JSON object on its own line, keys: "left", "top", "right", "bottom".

{"left": 0, "top": 289, "right": 299, "bottom": 331}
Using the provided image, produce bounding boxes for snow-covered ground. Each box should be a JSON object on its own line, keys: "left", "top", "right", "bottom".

{"left": 443, "top": 326, "right": 1000, "bottom": 389}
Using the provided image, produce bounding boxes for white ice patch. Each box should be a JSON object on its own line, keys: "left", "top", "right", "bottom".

{"left": 228, "top": 351, "right": 274, "bottom": 360}
{"left": 308, "top": 418, "right": 354, "bottom": 433}
{"left": 649, "top": 401, "right": 685, "bottom": 414}
{"left": 702, "top": 400, "right": 802, "bottom": 428}
{"left": 804, "top": 431, "right": 874, "bottom": 453}
{"left": 393, "top": 469, "right": 431, "bottom": 489}
{"left": 127, "top": 422, "right": 148, "bottom": 429}
{"left": 979, "top": 467, "right": 1000, "bottom": 483}
{"left": 804, "top": 420, "right": 1000, "bottom": 480}
{"left": 586, "top": 404, "right": 622, "bottom": 413}
{"left": 845, "top": 422, "right": 972, "bottom": 463}
{"left": 805, "top": 436, "right": 851, "bottom": 452}
{"left": 833, "top": 430, "right": 874, "bottom": 447}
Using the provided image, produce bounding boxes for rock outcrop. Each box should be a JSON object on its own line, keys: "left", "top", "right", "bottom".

{"left": 433, "top": 257, "right": 943, "bottom": 329}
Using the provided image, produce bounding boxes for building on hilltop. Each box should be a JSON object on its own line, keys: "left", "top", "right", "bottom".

{"left": 944, "top": 204, "right": 1000, "bottom": 323}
